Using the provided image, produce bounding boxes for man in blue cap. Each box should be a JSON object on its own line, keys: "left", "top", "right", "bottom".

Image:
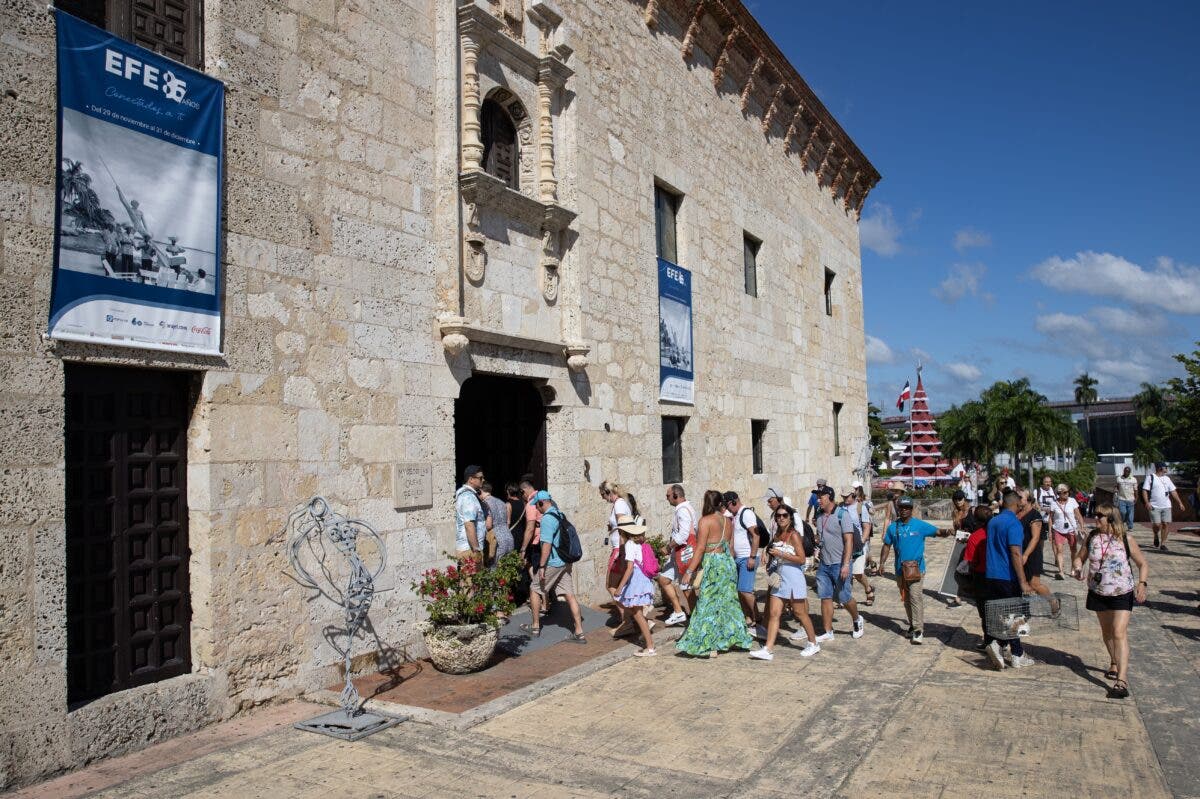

{"left": 520, "top": 490, "right": 587, "bottom": 642}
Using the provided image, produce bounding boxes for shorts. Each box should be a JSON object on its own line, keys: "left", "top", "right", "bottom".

{"left": 1086, "top": 590, "right": 1134, "bottom": 612}
{"left": 815, "top": 563, "right": 852, "bottom": 604}
{"left": 1150, "top": 507, "right": 1172, "bottom": 524}
{"left": 533, "top": 564, "right": 574, "bottom": 598}
{"left": 735, "top": 557, "right": 757, "bottom": 593}
{"left": 1052, "top": 529, "right": 1076, "bottom": 548}
{"left": 851, "top": 550, "right": 867, "bottom": 576}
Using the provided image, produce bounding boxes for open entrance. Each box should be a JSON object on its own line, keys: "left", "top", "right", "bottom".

{"left": 454, "top": 374, "right": 547, "bottom": 493}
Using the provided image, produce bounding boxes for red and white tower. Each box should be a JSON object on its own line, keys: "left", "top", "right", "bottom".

{"left": 896, "top": 371, "right": 952, "bottom": 483}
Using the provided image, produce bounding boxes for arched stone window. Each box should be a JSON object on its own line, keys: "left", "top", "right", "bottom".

{"left": 481, "top": 98, "right": 519, "bottom": 190}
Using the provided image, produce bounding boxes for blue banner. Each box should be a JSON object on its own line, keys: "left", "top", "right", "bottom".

{"left": 49, "top": 10, "right": 224, "bottom": 354}
{"left": 658, "top": 258, "right": 693, "bottom": 404}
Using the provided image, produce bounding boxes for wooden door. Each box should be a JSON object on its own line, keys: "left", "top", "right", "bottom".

{"left": 65, "top": 364, "right": 192, "bottom": 704}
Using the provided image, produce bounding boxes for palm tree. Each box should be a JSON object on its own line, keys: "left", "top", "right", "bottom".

{"left": 1132, "top": 381, "right": 1165, "bottom": 422}
{"left": 1073, "top": 372, "right": 1099, "bottom": 449}
{"left": 59, "top": 158, "right": 88, "bottom": 204}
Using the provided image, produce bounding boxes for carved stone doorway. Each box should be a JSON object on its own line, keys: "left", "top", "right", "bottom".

{"left": 454, "top": 374, "right": 547, "bottom": 495}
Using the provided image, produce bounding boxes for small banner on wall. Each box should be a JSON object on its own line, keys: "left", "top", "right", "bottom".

{"left": 658, "top": 257, "right": 694, "bottom": 404}
{"left": 48, "top": 10, "right": 224, "bottom": 355}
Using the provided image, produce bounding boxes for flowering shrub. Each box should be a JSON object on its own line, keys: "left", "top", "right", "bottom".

{"left": 647, "top": 534, "right": 670, "bottom": 563}
{"left": 413, "top": 551, "right": 523, "bottom": 626}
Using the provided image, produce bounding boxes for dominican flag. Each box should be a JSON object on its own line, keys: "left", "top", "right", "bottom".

{"left": 896, "top": 380, "right": 912, "bottom": 411}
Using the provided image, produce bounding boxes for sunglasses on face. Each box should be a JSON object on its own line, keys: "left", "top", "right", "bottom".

{"left": 774, "top": 512, "right": 790, "bottom": 519}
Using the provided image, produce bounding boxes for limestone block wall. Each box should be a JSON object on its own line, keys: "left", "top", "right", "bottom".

{"left": 0, "top": 0, "right": 454, "bottom": 788}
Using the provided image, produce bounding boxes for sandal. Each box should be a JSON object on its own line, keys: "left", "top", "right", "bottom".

{"left": 519, "top": 623, "right": 542, "bottom": 638}
{"left": 1104, "top": 665, "right": 1119, "bottom": 680}
{"left": 1109, "top": 679, "right": 1130, "bottom": 699}
{"left": 863, "top": 587, "right": 875, "bottom": 607}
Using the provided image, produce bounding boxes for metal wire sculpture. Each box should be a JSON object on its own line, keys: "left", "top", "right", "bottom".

{"left": 285, "top": 496, "right": 402, "bottom": 739}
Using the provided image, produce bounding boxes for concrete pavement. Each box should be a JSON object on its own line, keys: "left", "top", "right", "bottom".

{"left": 11, "top": 525, "right": 1198, "bottom": 799}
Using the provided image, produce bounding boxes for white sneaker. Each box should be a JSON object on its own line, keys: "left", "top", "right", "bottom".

{"left": 664, "top": 611, "right": 687, "bottom": 627}
{"left": 1010, "top": 652, "right": 1036, "bottom": 669}
{"left": 851, "top": 616, "right": 865, "bottom": 639}
{"left": 789, "top": 629, "right": 809, "bottom": 642}
{"left": 799, "top": 643, "right": 820, "bottom": 657}
{"left": 633, "top": 648, "right": 657, "bottom": 658}
{"left": 985, "top": 640, "right": 1006, "bottom": 671}
{"left": 749, "top": 648, "right": 774, "bottom": 661}
{"left": 815, "top": 631, "right": 835, "bottom": 643}
{"left": 910, "top": 631, "right": 924, "bottom": 645}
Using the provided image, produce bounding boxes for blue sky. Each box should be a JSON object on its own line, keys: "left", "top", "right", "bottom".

{"left": 751, "top": 1, "right": 1200, "bottom": 411}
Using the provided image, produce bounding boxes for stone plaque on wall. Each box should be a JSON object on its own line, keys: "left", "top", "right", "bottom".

{"left": 392, "top": 462, "right": 433, "bottom": 510}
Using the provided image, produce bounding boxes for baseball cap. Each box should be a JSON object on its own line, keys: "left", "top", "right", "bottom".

{"left": 817, "top": 486, "right": 836, "bottom": 499}
{"left": 952, "top": 489, "right": 966, "bottom": 502}
{"left": 764, "top": 487, "right": 783, "bottom": 500}
{"left": 815, "top": 477, "right": 828, "bottom": 486}
{"left": 897, "top": 496, "right": 914, "bottom": 508}
{"left": 463, "top": 464, "right": 483, "bottom": 481}
{"left": 533, "top": 490, "right": 553, "bottom": 503}
{"left": 840, "top": 486, "right": 856, "bottom": 497}
{"left": 850, "top": 479, "right": 863, "bottom": 489}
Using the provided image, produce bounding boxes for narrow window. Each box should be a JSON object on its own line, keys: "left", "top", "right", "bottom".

{"left": 56, "top": 0, "right": 205, "bottom": 68}
{"left": 832, "top": 401, "right": 843, "bottom": 456}
{"left": 743, "top": 234, "right": 760, "bottom": 297}
{"left": 481, "top": 99, "right": 519, "bottom": 190}
{"left": 654, "top": 183, "right": 680, "bottom": 264}
{"left": 662, "top": 416, "right": 686, "bottom": 484}
{"left": 751, "top": 419, "right": 767, "bottom": 474}
{"left": 824, "top": 268, "right": 836, "bottom": 316}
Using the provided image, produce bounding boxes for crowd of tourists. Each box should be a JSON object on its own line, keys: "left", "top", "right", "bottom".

{"left": 452, "top": 460, "right": 1175, "bottom": 698}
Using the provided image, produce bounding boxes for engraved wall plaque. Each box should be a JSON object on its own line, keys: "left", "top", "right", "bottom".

{"left": 392, "top": 462, "right": 433, "bottom": 510}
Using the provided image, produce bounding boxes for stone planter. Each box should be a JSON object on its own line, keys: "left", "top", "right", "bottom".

{"left": 419, "top": 621, "right": 499, "bottom": 675}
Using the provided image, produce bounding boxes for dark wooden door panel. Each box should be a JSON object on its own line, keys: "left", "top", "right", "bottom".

{"left": 65, "top": 364, "right": 192, "bottom": 704}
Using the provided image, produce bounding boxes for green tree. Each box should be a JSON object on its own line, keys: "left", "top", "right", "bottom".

{"left": 1074, "top": 372, "right": 1099, "bottom": 448}
{"left": 1165, "top": 342, "right": 1200, "bottom": 461}
{"left": 1132, "top": 381, "right": 1166, "bottom": 422}
{"left": 867, "top": 403, "right": 892, "bottom": 468}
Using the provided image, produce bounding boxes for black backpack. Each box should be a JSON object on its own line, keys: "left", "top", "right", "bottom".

{"left": 739, "top": 507, "right": 771, "bottom": 550}
{"left": 800, "top": 521, "right": 817, "bottom": 557}
{"left": 547, "top": 508, "right": 583, "bottom": 564}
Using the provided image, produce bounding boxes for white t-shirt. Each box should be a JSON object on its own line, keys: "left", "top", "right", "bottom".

{"left": 671, "top": 501, "right": 696, "bottom": 546}
{"left": 1049, "top": 497, "right": 1080, "bottom": 533}
{"left": 609, "top": 497, "right": 632, "bottom": 549}
{"left": 623, "top": 540, "right": 642, "bottom": 564}
{"left": 858, "top": 500, "right": 873, "bottom": 536}
{"left": 1143, "top": 474, "right": 1176, "bottom": 509}
{"left": 732, "top": 506, "right": 758, "bottom": 558}
{"left": 1115, "top": 476, "right": 1138, "bottom": 503}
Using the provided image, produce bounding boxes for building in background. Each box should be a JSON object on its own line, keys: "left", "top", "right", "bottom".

{"left": 0, "top": 0, "right": 876, "bottom": 786}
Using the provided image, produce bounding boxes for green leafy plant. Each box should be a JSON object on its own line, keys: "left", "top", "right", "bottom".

{"left": 646, "top": 534, "right": 669, "bottom": 563}
{"left": 412, "top": 551, "right": 522, "bottom": 627}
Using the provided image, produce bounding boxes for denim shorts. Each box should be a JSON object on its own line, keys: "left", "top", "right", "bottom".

{"left": 815, "top": 563, "right": 852, "bottom": 603}
{"left": 735, "top": 557, "right": 757, "bottom": 593}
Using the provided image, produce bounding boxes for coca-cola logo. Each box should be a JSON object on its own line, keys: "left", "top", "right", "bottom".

{"left": 191, "top": 325, "right": 212, "bottom": 335}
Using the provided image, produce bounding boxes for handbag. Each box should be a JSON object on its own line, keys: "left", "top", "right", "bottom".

{"left": 901, "top": 559, "right": 922, "bottom": 583}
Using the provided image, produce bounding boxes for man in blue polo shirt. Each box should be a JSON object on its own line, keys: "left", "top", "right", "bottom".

{"left": 983, "top": 490, "right": 1035, "bottom": 671}
{"left": 878, "top": 496, "right": 952, "bottom": 644}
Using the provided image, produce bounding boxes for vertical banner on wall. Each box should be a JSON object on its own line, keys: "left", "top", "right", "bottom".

{"left": 658, "top": 257, "right": 694, "bottom": 404}
{"left": 48, "top": 11, "right": 224, "bottom": 355}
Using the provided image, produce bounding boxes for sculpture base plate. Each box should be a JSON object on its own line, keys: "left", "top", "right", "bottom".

{"left": 293, "top": 709, "right": 406, "bottom": 741}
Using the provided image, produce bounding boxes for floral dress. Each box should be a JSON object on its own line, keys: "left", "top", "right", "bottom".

{"left": 1084, "top": 531, "right": 1135, "bottom": 597}
{"left": 675, "top": 540, "right": 754, "bottom": 656}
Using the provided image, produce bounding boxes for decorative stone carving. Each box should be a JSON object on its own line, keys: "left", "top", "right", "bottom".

{"left": 644, "top": 0, "right": 660, "bottom": 29}
{"left": 681, "top": 0, "right": 706, "bottom": 59}
{"left": 542, "top": 262, "right": 559, "bottom": 303}
{"left": 438, "top": 315, "right": 471, "bottom": 356}
{"left": 740, "top": 56, "right": 764, "bottom": 113}
{"left": 712, "top": 26, "right": 741, "bottom": 88}
{"left": 463, "top": 202, "right": 487, "bottom": 283}
{"left": 564, "top": 342, "right": 589, "bottom": 372}
{"left": 761, "top": 85, "right": 786, "bottom": 132}
{"left": 540, "top": 227, "right": 560, "bottom": 302}
{"left": 460, "top": 29, "right": 484, "bottom": 171}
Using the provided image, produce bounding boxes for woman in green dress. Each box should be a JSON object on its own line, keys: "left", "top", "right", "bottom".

{"left": 677, "top": 490, "right": 754, "bottom": 657}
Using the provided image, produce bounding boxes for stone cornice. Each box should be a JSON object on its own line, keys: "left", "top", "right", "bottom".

{"left": 661, "top": 0, "right": 880, "bottom": 214}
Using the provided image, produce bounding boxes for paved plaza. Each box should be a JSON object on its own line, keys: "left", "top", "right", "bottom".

{"left": 13, "top": 527, "right": 1199, "bottom": 799}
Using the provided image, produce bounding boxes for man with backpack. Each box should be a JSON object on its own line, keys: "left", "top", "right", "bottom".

{"left": 725, "top": 491, "right": 765, "bottom": 633}
{"left": 1142, "top": 463, "right": 1185, "bottom": 550}
{"left": 814, "top": 487, "right": 866, "bottom": 642}
{"left": 521, "top": 490, "right": 586, "bottom": 642}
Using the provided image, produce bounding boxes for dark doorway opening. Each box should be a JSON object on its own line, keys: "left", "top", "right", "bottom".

{"left": 454, "top": 374, "right": 547, "bottom": 494}
{"left": 64, "top": 363, "right": 193, "bottom": 705}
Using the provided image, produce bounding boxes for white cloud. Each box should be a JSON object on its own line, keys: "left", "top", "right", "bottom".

{"left": 1035, "top": 312, "right": 1096, "bottom": 339}
{"left": 865, "top": 335, "right": 895, "bottom": 365}
{"left": 943, "top": 362, "right": 982, "bottom": 382}
{"left": 1029, "top": 251, "right": 1200, "bottom": 314}
{"left": 859, "top": 203, "right": 901, "bottom": 257}
{"left": 1088, "top": 306, "right": 1167, "bottom": 336}
{"left": 912, "top": 347, "right": 933, "bottom": 364}
{"left": 932, "top": 262, "right": 990, "bottom": 304}
{"left": 953, "top": 228, "right": 991, "bottom": 253}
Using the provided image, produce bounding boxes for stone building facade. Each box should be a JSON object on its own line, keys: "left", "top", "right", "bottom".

{"left": 0, "top": 0, "right": 877, "bottom": 787}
